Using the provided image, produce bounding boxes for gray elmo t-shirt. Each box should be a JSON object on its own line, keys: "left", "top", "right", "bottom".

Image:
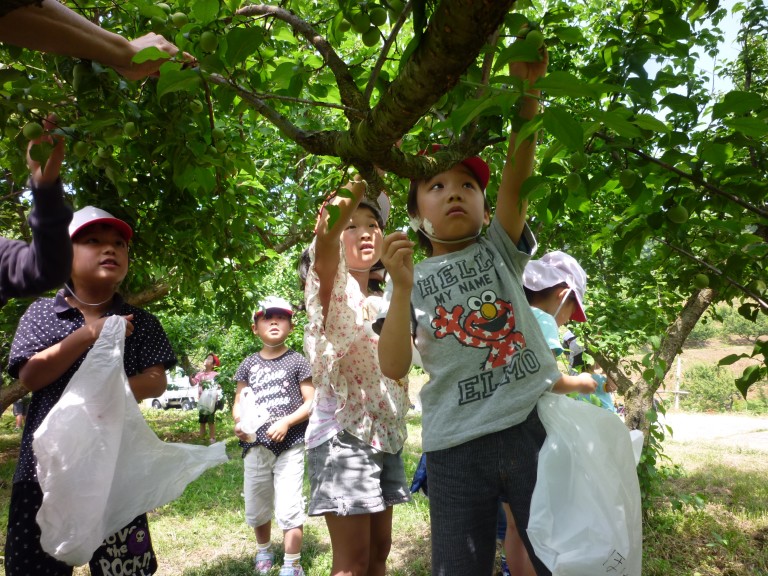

{"left": 380, "top": 218, "right": 561, "bottom": 452}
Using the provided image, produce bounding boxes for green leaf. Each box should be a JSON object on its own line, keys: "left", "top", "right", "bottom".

{"left": 598, "top": 109, "right": 643, "bottom": 138}
{"left": 632, "top": 113, "right": 669, "bottom": 133}
{"left": 191, "top": 0, "right": 220, "bottom": 24}
{"left": 326, "top": 204, "right": 341, "bottom": 231}
{"left": 132, "top": 46, "right": 172, "bottom": 65}
{"left": 534, "top": 72, "right": 616, "bottom": 99}
{"left": 551, "top": 26, "right": 585, "bottom": 44}
{"left": 542, "top": 106, "right": 584, "bottom": 151}
{"left": 718, "top": 353, "right": 744, "bottom": 366}
{"left": 494, "top": 41, "right": 545, "bottom": 71}
{"left": 735, "top": 365, "right": 763, "bottom": 399}
{"left": 724, "top": 117, "right": 768, "bottom": 138}
{"left": 225, "top": 27, "right": 264, "bottom": 66}
{"left": 712, "top": 91, "right": 764, "bottom": 119}
{"left": 660, "top": 15, "right": 691, "bottom": 40}
{"left": 157, "top": 66, "right": 202, "bottom": 99}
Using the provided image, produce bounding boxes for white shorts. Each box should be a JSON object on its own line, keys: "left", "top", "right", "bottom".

{"left": 244, "top": 444, "right": 306, "bottom": 530}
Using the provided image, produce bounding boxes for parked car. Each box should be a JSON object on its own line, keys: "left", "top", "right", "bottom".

{"left": 150, "top": 370, "right": 197, "bottom": 411}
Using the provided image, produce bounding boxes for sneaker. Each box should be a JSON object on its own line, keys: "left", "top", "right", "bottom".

{"left": 278, "top": 560, "right": 305, "bottom": 576}
{"left": 254, "top": 550, "right": 274, "bottom": 574}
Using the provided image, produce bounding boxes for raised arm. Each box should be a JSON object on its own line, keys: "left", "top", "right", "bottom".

{"left": 313, "top": 176, "right": 368, "bottom": 316}
{"left": 0, "top": 1, "right": 179, "bottom": 80}
{"left": 496, "top": 43, "right": 549, "bottom": 244}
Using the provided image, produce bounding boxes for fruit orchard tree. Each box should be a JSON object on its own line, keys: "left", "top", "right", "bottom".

{"left": 0, "top": 0, "right": 766, "bottom": 430}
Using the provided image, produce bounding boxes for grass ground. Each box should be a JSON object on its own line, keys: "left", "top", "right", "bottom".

{"left": 0, "top": 405, "right": 766, "bottom": 575}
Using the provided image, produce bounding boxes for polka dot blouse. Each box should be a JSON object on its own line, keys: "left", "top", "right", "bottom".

{"left": 234, "top": 349, "right": 312, "bottom": 457}
{"left": 8, "top": 290, "right": 177, "bottom": 484}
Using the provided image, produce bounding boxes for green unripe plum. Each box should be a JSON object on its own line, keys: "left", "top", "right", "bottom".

{"left": 171, "top": 12, "right": 189, "bottom": 28}
{"left": 212, "top": 127, "right": 226, "bottom": 141}
{"left": 97, "top": 146, "right": 112, "bottom": 159}
{"left": 369, "top": 7, "right": 388, "bottom": 26}
{"left": 73, "top": 141, "right": 89, "bottom": 158}
{"left": 73, "top": 63, "right": 88, "bottom": 91}
{"left": 619, "top": 168, "right": 637, "bottom": 189}
{"left": 215, "top": 139, "right": 228, "bottom": 153}
{"left": 190, "top": 99, "right": 204, "bottom": 113}
{"left": 667, "top": 205, "right": 689, "bottom": 224}
{"left": 150, "top": 15, "right": 167, "bottom": 31}
{"left": 351, "top": 12, "right": 371, "bottom": 33}
{"left": 157, "top": 3, "right": 171, "bottom": 14}
{"left": 362, "top": 26, "right": 380, "bottom": 47}
{"left": 199, "top": 31, "right": 218, "bottom": 52}
{"left": 569, "top": 151, "right": 587, "bottom": 171}
{"left": 22, "top": 121, "right": 44, "bottom": 140}
{"left": 92, "top": 155, "right": 106, "bottom": 168}
{"left": 388, "top": 0, "right": 404, "bottom": 15}
{"left": 565, "top": 172, "right": 581, "bottom": 192}
{"left": 123, "top": 122, "right": 138, "bottom": 138}
{"left": 693, "top": 273, "right": 710, "bottom": 289}
{"left": 525, "top": 30, "right": 545, "bottom": 48}
{"left": 337, "top": 19, "right": 351, "bottom": 32}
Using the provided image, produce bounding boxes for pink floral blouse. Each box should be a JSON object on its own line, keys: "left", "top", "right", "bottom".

{"left": 303, "top": 238, "right": 409, "bottom": 454}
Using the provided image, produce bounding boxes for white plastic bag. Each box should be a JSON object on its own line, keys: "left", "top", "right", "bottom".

{"left": 33, "top": 316, "right": 228, "bottom": 566}
{"left": 237, "top": 387, "right": 271, "bottom": 443}
{"left": 527, "top": 392, "right": 642, "bottom": 576}
{"left": 198, "top": 387, "right": 217, "bottom": 415}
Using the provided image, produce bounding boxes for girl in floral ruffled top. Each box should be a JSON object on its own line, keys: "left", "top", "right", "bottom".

{"left": 300, "top": 176, "right": 410, "bottom": 576}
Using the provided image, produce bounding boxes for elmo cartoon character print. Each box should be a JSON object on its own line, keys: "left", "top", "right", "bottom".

{"left": 432, "top": 289, "right": 526, "bottom": 370}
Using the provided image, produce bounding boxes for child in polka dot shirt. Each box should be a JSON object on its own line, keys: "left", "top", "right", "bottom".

{"left": 232, "top": 296, "right": 314, "bottom": 576}
{"left": 5, "top": 206, "right": 176, "bottom": 576}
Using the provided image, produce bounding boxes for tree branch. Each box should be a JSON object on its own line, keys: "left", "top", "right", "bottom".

{"left": 657, "top": 237, "right": 768, "bottom": 311}
{"left": 595, "top": 131, "right": 768, "bottom": 219}
{"left": 235, "top": 4, "right": 367, "bottom": 116}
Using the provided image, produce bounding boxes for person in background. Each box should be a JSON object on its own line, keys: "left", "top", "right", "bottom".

{"left": 12, "top": 395, "right": 30, "bottom": 430}
{"left": 0, "top": 0, "right": 182, "bottom": 80}
{"left": 233, "top": 296, "right": 314, "bottom": 576}
{"left": 190, "top": 352, "right": 221, "bottom": 443}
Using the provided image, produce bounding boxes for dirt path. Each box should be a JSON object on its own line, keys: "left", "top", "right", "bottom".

{"left": 661, "top": 411, "right": 768, "bottom": 452}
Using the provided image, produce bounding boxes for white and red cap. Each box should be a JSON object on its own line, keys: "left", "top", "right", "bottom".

{"left": 69, "top": 206, "right": 133, "bottom": 242}
{"left": 253, "top": 296, "right": 294, "bottom": 320}
{"left": 523, "top": 251, "right": 588, "bottom": 322}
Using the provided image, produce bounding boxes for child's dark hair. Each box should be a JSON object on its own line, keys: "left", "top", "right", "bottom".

{"left": 406, "top": 176, "right": 491, "bottom": 257}
{"left": 523, "top": 282, "right": 569, "bottom": 304}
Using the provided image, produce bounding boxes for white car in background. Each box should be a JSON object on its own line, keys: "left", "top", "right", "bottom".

{"left": 149, "top": 369, "right": 197, "bottom": 411}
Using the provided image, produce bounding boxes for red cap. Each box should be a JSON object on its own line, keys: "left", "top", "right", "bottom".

{"left": 417, "top": 144, "right": 490, "bottom": 190}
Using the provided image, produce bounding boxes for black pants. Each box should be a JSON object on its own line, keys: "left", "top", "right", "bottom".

{"left": 5, "top": 481, "right": 158, "bottom": 575}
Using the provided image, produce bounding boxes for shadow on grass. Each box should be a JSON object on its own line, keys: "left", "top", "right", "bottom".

{"left": 179, "top": 529, "right": 331, "bottom": 576}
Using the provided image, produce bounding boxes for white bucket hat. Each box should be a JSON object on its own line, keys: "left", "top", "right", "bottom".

{"left": 523, "top": 251, "right": 587, "bottom": 322}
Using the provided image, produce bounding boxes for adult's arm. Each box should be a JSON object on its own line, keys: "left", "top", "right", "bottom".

{"left": 0, "top": 179, "right": 73, "bottom": 307}
{"left": 0, "top": 0, "right": 179, "bottom": 80}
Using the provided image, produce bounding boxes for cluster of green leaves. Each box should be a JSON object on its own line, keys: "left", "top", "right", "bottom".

{"left": 0, "top": 0, "right": 766, "bottom": 403}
